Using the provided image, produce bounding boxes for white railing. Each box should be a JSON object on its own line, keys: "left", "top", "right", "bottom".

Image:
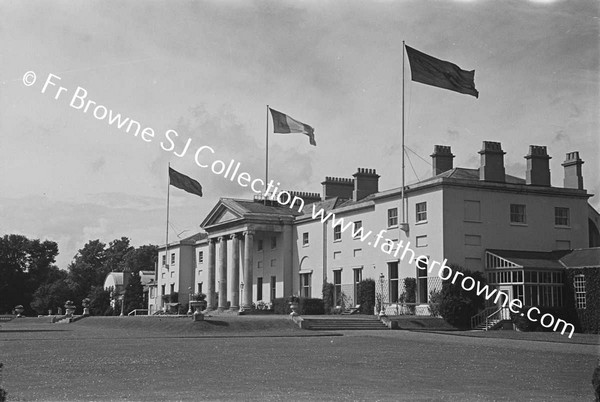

{"left": 471, "top": 306, "right": 509, "bottom": 330}
{"left": 127, "top": 309, "right": 149, "bottom": 316}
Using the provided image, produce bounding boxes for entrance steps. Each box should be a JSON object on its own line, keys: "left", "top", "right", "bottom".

{"left": 301, "top": 317, "right": 388, "bottom": 331}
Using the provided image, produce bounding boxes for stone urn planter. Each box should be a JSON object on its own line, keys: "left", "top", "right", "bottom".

{"left": 64, "top": 300, "right": 76, "bottom": 317}
{"left": 81, "top": 298, "right": 90, "bottom": 316}
{"left": 190, "top": 300, "right": 207, "bottom": 321}
{"left": 14, "top": 305, "right": 24, "bottom": 318}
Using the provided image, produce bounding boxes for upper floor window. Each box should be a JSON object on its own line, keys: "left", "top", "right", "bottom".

{"left": 353, "top": 221, "right": 362, "bottom": 239}
{"left": 555, "top": 207, "right": 570, "bottom": 226}
{"left": 271, "top": 236, "right": 277, "bottom": 249}
{"left": 171, "top": 253, "right": 176, "bottom": 265}
{"left": 198, "top": 251, "right": 204, "bottom": 264}
{"left": 574, "top": 274, "right": 586, "bottom": 309}
{"left": 162, "top": 254, "right": 166, "bottom": 266}
{"left": 415, "top": 202, "right": 427, "bottom": 223}
{"left": 302, "top": 232, "right": 309, "bottom": 246}
{"left": 388, "top": 208, "right": 398, "bottom": 227}
{"left": 257, "top": 239, "right": 263, "bottom": 251}
{"left": 510, "top": 204, "right": 526, "bottom": 224}
{"left": 333, "top": 225, "right": 342, "bottom": 241}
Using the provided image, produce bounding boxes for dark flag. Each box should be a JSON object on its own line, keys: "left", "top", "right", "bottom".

{"left": 169, "top": 167, "right": 203, "bottom": 197}
{"left": 269, "top": 108, "right": 316, "bottom": 146}
{"left": 405, "top": 45, "right": 479, "bottom": 98}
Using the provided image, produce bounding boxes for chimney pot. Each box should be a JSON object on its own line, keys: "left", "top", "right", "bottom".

{"left": 561, "top": 151, "right": 584, "bottom": 190}
{"left": 431, "top": 145, "right": 455, "bottom": 176}
{"left": 478, "top": 141, "right": 506, "bottom": 182}
{"left": 525, "top": 145, "right": 551, "bottom": 186}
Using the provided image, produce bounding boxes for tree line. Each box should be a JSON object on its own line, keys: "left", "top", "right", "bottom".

{"left": 0, "top": 234, "right": 157, "bottom": 316}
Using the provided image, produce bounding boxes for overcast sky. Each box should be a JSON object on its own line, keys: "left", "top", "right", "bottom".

{"left": 1, "top": 0, "right": 598, "bottom": 270}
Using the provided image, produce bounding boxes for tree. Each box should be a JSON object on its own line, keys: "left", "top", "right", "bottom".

{"left": 121, "top": 244, "right": 158, "bottom": 275}
{"left": 30, "top": 274, "right": 71, "bottom": 315}
{"left": 0, "top": 234, "right": 60, "bottom": 314}
{"left": 103, "top": 237, "right": 133, "bottom": 274}
{"left": 123, "top": 274, "right": 144, "bottom": 314}
{"left": 87, "top": 285, "right": 111, "bottom": 316}
{"left": 438, "top": 266, "right": 487, "bottom": 328}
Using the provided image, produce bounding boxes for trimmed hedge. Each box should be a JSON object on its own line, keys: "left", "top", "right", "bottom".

{"left": 272, "top": 297, "right": 324, "bottom": 315}
{"left": 357, "top": 279, "right": 375, "bottom": 315}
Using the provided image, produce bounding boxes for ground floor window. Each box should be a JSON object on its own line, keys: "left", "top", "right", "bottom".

{"left": 257, "top": 277, "right": 263, "bottom": 301}
{"left": 353, "top": 268, "right": 362, "bottom": 304}
{"left": 523, "top": 285, "right": 563, "bottom": 307}
{"left": 270, "top": 276, "right": 277, "bottom": 300}
{"left": 417, "top": 263, "right": 427, "bottom": 304}
{"left": 300, "top": 273, "right": 311, "bottom": 298}
{"left": 574, "top": 274, "right": 586, "bottom": 309}
{"left": 388, "top": 263, "right": 398, "bottom": 303}
{"left": 333, "top": 270, "right": 342, "bottom": 305}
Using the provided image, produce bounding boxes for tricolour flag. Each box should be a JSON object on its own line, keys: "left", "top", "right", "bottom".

{"left": 405, "top": 45, "right": 479, "bottom": 98}
{"left": 269, "top": 108, "right": 316, "bottom": 146}
{"left": 169, "top": 167, "right": 203, "bottom": 197}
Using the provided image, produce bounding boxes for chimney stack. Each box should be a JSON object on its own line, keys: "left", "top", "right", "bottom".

{"left": 561, "top": 151, "right": 584, "bottom": 190}
{"left": 525, "top": 145, "right": 551, "bottom": 186}
{"left": 478, "top": 141, "right": 506, "bottom": 182}
{"left": 353, "top": 168, "right": 380, "bottom": 201}
{"left": 431, "top": 145, "right": 455, "bottom": 176}
{"left": 321, "top": 177, "right": 354, "bottom": 200}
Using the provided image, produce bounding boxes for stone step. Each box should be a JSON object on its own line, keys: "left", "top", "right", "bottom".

{"left": 302, "top": 318, "right": 388, "bottom": 331}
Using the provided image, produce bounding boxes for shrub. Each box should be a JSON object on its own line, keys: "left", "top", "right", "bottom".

{"left": 272, "top": 297, "right": 289, "bottom": 314}
{"left": 428, "top": 289, "right": 442, "bottom": 317}
{"left": 438, "top": 266, "right": 486, "bottom": 328}
{"left": 404, "top": 278, "right": 416, "bottom": 304}
{"left": 272, "top": 297, "right": 324, "bottom": 315}
{"left": 510, "top": 305, "right": 575, "bottom": 333}
{"left": 299, "top": 298, "right": 324, "bottom": 315}
{"left": 357, "top": 279, "right": 375, "bottom": 315}
{"left": 322, "top": 281, "right": 334, "bottom": 314}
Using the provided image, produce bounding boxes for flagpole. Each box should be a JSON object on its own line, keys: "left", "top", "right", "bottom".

{"left": 165, "top": 162, "right": 170, "bottom": 275}
{"left": 265, "top": 104, "right": 269, "bottom": 205}
{"left": 401, "top": 40, "right": 407, "bottom": 230}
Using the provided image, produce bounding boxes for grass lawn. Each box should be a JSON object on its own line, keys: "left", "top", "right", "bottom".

{"left": 1, "top": 316, "right": 597, "bottom": 401}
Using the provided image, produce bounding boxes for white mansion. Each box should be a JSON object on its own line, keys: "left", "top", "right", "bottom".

{"left": 148, "top": 141, "right": 599, "bottom": 316}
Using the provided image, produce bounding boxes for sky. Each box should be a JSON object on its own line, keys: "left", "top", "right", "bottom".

{"left": 1, "top": 0, "right": 598, "bottom": 270}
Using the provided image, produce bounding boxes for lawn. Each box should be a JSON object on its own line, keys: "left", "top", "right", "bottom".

{"left": 0, "top": 316, "right": 597, "bottom": 401}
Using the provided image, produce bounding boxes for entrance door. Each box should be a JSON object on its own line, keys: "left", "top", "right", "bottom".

{"left": 498, "top": 285, "right": 512, "bottom": 319}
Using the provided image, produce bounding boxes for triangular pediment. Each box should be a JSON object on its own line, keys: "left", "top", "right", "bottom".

{"left": 201, "top": 199, "right": 246, "bottom": 228}
{"left": 215, "top": 209, "right": 238, "bottom": 224}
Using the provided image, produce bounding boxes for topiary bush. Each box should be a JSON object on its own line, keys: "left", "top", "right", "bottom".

{"left": 322, "top": 281, "right": 334, "bottom": 314}
{"left": 438, "top": 266, "right": 486, "bottom": 328}
{"left": 357, "top": 279, "right": 375, "bottom": 315}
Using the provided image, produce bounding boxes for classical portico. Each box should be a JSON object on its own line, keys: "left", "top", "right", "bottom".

{"left": 201, "top": 197, "right": 299, "bottom": 312}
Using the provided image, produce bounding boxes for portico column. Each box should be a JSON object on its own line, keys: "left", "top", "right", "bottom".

{"left": 229, "top": 233, "right": 240, "bottom": 311}
{"left": 242, "top": 230, "right": 254, "bottom": 310}
{"left": 206, "top": 238, "right": 216, "bottom": 310}
{"left": 218, "top": 236, "right": 228, "bottom": 312}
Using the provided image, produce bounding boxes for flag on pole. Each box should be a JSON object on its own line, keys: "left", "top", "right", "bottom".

{"left": 405, "top": 45, "right": 479, "bottom": 98}
{"left": 169, "top": 167, "right": 203, "bottom": 197}
{"left": 269, "top": 108, "right": 316, "bottom": 146}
